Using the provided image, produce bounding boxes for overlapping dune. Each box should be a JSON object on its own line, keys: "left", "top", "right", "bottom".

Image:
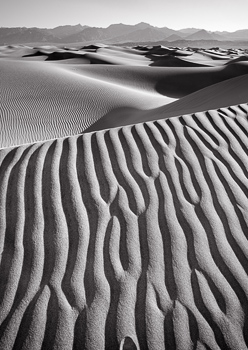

{"left": 1, "top": 44, "right": 248, "bottom": 349}
{"left": 0, "top": 57, "right": 172, "bottom": 148}
{"left": 1, "top": 44, "right": 248, "bottom": 148}
{"left": 87, "top": 73, "right": 248, "bottom": 132}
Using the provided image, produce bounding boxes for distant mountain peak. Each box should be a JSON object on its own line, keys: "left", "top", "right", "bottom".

{"left": 185, "top": 29, "right": 216, "bottom": 40}
{"left": 166, "top": 33, "right": 184, "bottom": 42}
{"left": 179, "top": 28, "right": 201, "bottom": 34}
{"left": 136, "top": 22, "right": 151, "bottom": 28}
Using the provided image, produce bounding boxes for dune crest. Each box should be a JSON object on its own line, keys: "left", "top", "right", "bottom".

{"left": 0, "top": 104, "right": 248, "bottom": 349}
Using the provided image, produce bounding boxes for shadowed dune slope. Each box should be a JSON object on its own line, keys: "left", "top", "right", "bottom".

{"left": 85, "top": 73, "right": 248, "bottom": 132}
{"left": 1, "top": 56, "right": 248, "bottom": 148}
{"left": 153, "top": 73, "right": 248, "bottom": 119}
{"left": 0, "top": 104, "right": 248, "bottom": 349}
{"left": 62, "top": 62, "right": 248, "bottom": 98}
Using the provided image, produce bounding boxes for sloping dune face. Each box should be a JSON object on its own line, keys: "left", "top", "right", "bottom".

{"left": 1, "top": 44, "right": 248, "bottom": 148}
{"left": 0, "top": 105, "right": 248, "bottom": 349}
{"left": 0, "top": 59, "right": 172, "bottom": 148}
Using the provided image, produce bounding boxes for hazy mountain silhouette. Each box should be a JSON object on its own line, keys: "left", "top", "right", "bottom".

{"left": 226, "top": 29, "right": 248, "bottom": 40}
{"left": 166, "top": 34, "right": 184, "bottom": 42}
{"left": 0, "top": 27, "right": 57, "bottom": 44}
{"left": 48, "top": 24, "right": 87, "bottom": 38}
{"left": 185, "top": 29, "right": 226, "bottom": 41}
{"left": 108, "top": 27, "right": 167, "bottom": 43}
{"left": 178, "top": 28, "right": 201, "bottom": 35}
{"left": 0, "top": 23, "right": 248, "bottom": 45}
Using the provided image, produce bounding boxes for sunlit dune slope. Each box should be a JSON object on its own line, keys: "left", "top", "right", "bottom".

{"left": 1, "top": 44, "right": 248, "bottom": 148}
{"left": 0, "top": 59, "right": 173, "bottom": 148}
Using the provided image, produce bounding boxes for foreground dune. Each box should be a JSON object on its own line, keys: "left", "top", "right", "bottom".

{"left": 0, "top": 103, "right": 248, "bottom": 349}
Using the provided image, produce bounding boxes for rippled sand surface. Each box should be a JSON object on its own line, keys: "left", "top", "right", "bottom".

{"left": 0, "top": 44, "right": 248, "bottom": 349}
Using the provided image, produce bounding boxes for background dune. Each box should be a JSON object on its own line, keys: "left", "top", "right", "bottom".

{"left": 1, "top": 44, "right": 248, "bottom": 148}
{"left": 86, "top": 75, "right": 248, "bottom": 132}
{"left": 0, "top": 105, "right": 248, "bottom": 349}
{"left": 0, "top": 56, "right": 172, "bottom": 148}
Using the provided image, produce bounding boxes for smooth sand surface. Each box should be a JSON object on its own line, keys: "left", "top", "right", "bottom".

{"left": 0, "top": 44, "right": 248, "bottom": 349}
{"left": 86, "top": 74, "right": 248, "bottom": 132}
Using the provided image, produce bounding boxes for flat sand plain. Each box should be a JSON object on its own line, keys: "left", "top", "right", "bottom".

{"left": 0, "top": 44, "right": 248, "bottom": 349}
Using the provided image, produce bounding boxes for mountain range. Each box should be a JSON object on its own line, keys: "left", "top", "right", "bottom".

{"left": 0, "top": 22, "right": 248, "bottom": 45}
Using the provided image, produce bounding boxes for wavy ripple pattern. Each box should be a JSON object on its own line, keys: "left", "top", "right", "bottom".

{"left": 0, "top": 60, "right": 170, "bottom": 149}
{"left": 0, "top": 104, "right": 248, "bottom": 349}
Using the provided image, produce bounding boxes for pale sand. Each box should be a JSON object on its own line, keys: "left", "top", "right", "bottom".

{"left": 1, "top": 45, "right": 248, "bottom": 148}
{"left": 0, "top": 44, "right": 248, "bottom": 349}
{"left": 0, "top": 104, "right": 248, "bottom": 349}
{"left": 0, "top": 59, "right": 173, "bottom": 148}
{"left": 86, "top": 74, "right": 248, "bottom": 132}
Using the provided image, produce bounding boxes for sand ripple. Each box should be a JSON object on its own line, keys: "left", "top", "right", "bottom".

{"left": 0, "top": 105, "right": 248, "bottom": 349}
{"left": 1, "top": 44, "right": 248, "bottom": 149}
{"left": 0, "top": 59, "right": 173, "bottom": 149}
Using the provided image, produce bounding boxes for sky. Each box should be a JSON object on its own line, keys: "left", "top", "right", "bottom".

{"left": 1, "top": 0, "right": 248, "bottom": 32}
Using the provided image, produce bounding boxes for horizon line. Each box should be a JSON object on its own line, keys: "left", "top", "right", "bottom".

{"left": 0, "top": 22, "right": 247, "bottom": 33}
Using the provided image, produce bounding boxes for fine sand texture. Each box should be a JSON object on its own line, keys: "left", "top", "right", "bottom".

{"left": 1, "top": 44, "right": 248, "bottom": 350}
{"left": 0, "top": 104, "right": 248, "bottom": 349}
{"left": 1, "top": 45, "right": 248, "bottom": 148}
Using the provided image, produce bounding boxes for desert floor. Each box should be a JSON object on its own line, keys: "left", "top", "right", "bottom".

{"left": 0, "top": 44, "right": 248, "bottom": 349}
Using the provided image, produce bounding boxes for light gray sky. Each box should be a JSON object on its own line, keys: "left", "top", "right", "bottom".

{"left": 1, "top": 0, "right": 248, "bottom": 32}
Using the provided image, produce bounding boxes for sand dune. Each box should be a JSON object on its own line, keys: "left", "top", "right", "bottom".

{"left": 0, "top": 57, "right": 173, "bottom": 148}
{"left": 1, "top": 43, "right": 248, "bottom": 349}
{"left": 1, "top": 44, "right": 248, "bottom": 148}
{"left": 85, "top": 74, "right": 248, "bottom": 132}
{"left": 0, "top": 105, "right": 248, "bottom": 349}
